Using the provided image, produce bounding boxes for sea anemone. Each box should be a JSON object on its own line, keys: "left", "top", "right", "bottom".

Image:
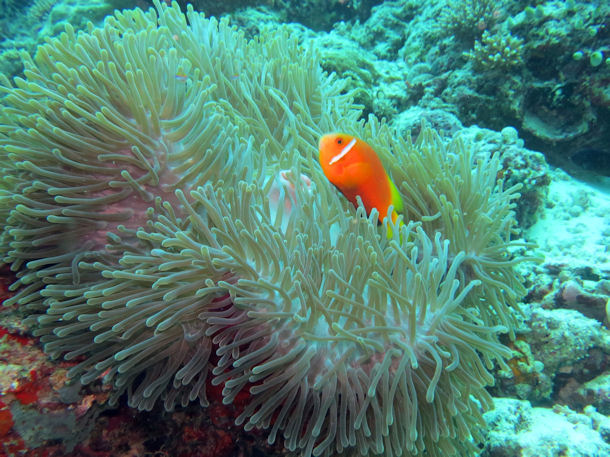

{"left": 0, "top": 1, "right": 530, "bottom": 456}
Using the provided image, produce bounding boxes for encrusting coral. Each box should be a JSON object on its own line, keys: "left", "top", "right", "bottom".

{"left": 0, "top": 1, "right": 532, "bottom": 456}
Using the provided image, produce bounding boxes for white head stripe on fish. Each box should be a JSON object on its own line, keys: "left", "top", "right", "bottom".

{"left": 328, "top": 137, "right": 357, "bottom": 165}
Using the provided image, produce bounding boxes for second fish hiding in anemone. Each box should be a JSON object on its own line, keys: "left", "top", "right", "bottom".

{"left": 319, "top": 133, "right": 404, "bottom": 226}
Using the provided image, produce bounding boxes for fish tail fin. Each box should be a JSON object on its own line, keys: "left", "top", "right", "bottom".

{"left": 389, "top": 178, "right": 404, "bottom": 215}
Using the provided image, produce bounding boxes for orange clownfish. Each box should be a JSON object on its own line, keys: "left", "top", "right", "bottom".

{"left": 319, "top": 133, "right": 404, "bottom": 225}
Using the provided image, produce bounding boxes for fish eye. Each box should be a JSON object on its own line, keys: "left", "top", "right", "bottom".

{"left": 336, "top": 138, "right": 343, "bottom": 145}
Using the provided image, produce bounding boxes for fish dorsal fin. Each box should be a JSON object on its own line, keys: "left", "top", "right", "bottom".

{"left": 329, "top": 137, "right": 357, "bottom": 165}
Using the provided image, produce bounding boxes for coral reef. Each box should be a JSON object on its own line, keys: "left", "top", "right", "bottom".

{"left": 0, "top": 0, "right": 116, "bottom": 79}
{"left": 450, "top": 0, "right": 610, "bottom": 165}
{"left": 0, "top": 1, "right": 531, "bottom": 456}
{"left": 271, "top": 0, "right": 382, "bottom": 31}
{"left": 490, "top": 168, "right": 610, "bottom": 416}
{"left": 482, "top": 398, "right": 610, "bottom": 457}
{"left": 167, "top": 0, "right": 382, "bottom": 31}
{"left": 518, "top": 306, "right": 608, "bottom": 404}
{"left": 439, "top": 0, "right": 501, "bottom": 45}
{"left": 466, "top": 30, "right": 524, "bottom": 71}
{"left": 302, "top": 0, "right": 610, "bottom": 177}
{"left": 0, "top": 277, "right": 107, "bottom": 456}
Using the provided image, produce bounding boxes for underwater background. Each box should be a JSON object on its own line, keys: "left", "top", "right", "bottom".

{"left": 0, "top": 0, "right": 608, "bottom": 456}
